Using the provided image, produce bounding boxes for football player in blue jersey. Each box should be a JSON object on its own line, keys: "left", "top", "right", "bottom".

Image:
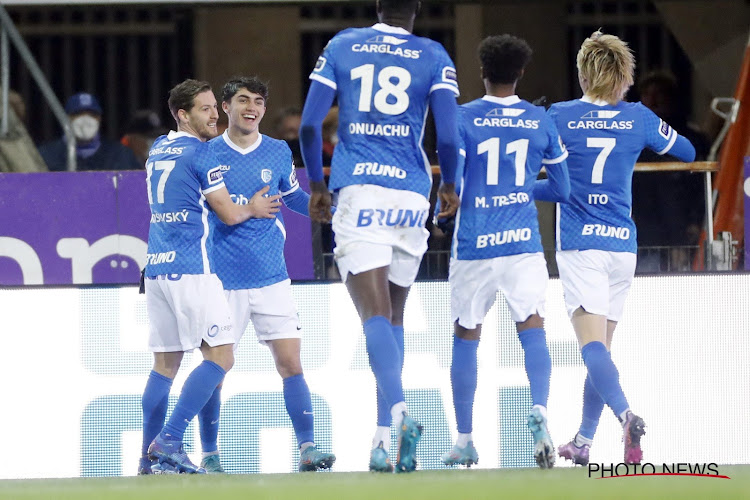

{"left": 140, "top": 79, "right": 281, "bottom": 475}
{"left": 299, "top": 0, "right": 460, "bottom": 473}
{"left": 198, "top": 76, "right": 335, "bottom": 473}
{"left": 440, "top": 35, "right": 570, "bottom": 470}
{"left": 549, "top": 31, "right": 696, "bottom": 466}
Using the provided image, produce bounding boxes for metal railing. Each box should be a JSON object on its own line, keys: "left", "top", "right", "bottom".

{"left": 0, "top": 4, "right": 74, "bottom": 171}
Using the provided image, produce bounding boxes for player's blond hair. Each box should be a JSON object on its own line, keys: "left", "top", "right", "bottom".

{"left": 576, "top": 30, "right": 635, "bottom": 105}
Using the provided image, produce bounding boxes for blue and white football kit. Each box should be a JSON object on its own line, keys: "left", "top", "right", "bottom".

{"left": 207, "top": 131, "right": 319, "bottom": 455}
{"left": 549, "top": 96, "right": 696, "bottom": 319}
{"left": 446, "top": 95, "right": 568, "bottom": 450}
{"left": 144, "top": 131, "right": 234, "bottom": 352}
{"left": 305, "top": 23, "right": 460, "bottom": 286}
{"left": 208, "top": 131, "right": 310, "bottom": 345}
{"left": 450, "top": 95, "right": 569, "bottom": 328}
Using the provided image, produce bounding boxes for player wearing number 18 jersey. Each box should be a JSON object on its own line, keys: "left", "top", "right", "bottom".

{"left": 548, "top": 31, "right": 695, "bottom": 466}
{"left": 300, "top": 0, "right": 461, "bottom": 473}
{"left": 441, "top": 35, "right": 569, "bottom": 470}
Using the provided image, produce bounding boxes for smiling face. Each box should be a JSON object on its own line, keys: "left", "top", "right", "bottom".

{"left": 183, "top": 90, "right": 219, "bottom": 141}
{"left": 223, "top": 88, "right": 266, "bottom": 140}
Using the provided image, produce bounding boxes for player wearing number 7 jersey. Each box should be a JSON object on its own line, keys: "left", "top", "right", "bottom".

{"left": 548, "top": 31, "right": 695, "bottom": 466}
{"left": 299, "top": 0, "right": 460, "bottom": 473}
{"left": 441, "top": 34, "right": 569, "bottom": 470}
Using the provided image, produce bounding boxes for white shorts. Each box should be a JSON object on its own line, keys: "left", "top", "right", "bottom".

{"left": 450, "top": 253, "right": 548, "bottom": 329}
{"left": 146, "top": 273, "right": 235, "bottom": 353}
{"left": 225, "top": 279, "right": 301, "bottom": 346}
{"left": 556, "top": 249, "right": 637, "bottom": 321}
{"left": 332, "top": 184, "right": 430, "bottom": 288}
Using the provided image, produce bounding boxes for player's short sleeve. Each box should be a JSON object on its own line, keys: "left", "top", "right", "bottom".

{"left": 429, "top": 42, "right": 459, "bottom": 96}
{"left": 193, "top": 142, "right": 226, "bottom": 194}
{"left": 278, "top": 144, "right": 300, "bottom": 196}
{"left": 541, "top": 115, "right": 568, "bottom": 165}
{"left": 640, "top": 103, "right": 678, "bottom": 155}
{"left": 309, "top": 35, "right": 339, "bottom": 90}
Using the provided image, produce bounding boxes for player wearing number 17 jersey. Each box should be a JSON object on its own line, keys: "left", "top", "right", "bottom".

{"left": 140, "top": 80, "right": 281, "bottom": 475}
{"left": 441, "top": 35, "right": 569, "bottom": 470}
{"left": 299, "top": 0, "right": 461, "bottom": 473}
{"left": 548, "top": 31, "right": 695, "bottom": 466}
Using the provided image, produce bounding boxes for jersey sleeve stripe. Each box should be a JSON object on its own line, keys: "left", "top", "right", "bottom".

{"left": 310, "top": 74, "right": 337, "bottom": 90}
{"left": 280, "top": 183, "right": 300, "bottom": 197}
{"left": 430, "top": 83, "right": 460, "bottom": 96}
{"left": 202, "top": 182, "right": 226, "bottom": 195}
{"left": 656, "top": 129, "right": 677, "bottom": 155}
{"left": 459, "top": 148, "right": 466, "bottom": 157}
{"left": 542, "top": 149, "right": 569, "bottom": 165}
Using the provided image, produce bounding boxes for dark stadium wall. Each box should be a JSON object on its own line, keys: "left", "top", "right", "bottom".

{"left": 193, "top": 5, "right": 303, "bottom": 136}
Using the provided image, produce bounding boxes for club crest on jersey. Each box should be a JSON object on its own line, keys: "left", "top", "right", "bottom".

{"left": 487, "top": 107, "right": 525, "bottom": 117}
{"left": 261, "top": 169, "right": 272, "bottom": 183}
{"left": 367, "top": 35, "right": 408, "bottom": 45}
{"left": 581, "top": 110, "right": 620, "bottom": 119}
{"left": 207, "top": 166, "right": 224, "bottom": 184}
{"left": 658, "top": 119, "right": 672, "bottom": 139}
{"left": 314, "top": 56, "right": 327, "bottom": 72}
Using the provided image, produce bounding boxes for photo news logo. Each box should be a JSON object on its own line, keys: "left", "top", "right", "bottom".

{"left": 588, "top": 463, "right": 730, "bottom": 479}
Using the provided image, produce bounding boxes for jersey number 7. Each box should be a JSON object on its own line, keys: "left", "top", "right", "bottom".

{"left": 587, "top": 137, "right": 616, "bottom": 184}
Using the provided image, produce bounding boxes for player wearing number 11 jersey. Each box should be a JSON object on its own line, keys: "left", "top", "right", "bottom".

{"left": 441, "top": 35, "right": 569, "bottom": 470}
{"left": 548, "top": 31, "right": 695, "bottom": 466}
{"left": 299, "top": 0, "right": 461, "bottom": 473}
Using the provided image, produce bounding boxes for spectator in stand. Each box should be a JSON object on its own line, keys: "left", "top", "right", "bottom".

{"left": 121, "top": 109, "right": 168, "bottom": 167}
{"left": 273, "top": 107, "right": 304, "bottom": 168}
{"left": 631, "top": 71, "right": 710, "bottom": 271}
{"left": 38, "top": 92, "right": 141, "bottom": 171}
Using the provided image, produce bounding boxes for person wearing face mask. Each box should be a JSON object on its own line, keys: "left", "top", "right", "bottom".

{"left": 38, "top": 92, "right": 141, "bottom": 171}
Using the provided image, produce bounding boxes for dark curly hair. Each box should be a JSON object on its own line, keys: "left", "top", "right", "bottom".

{"left": 479, "top": 35, "right": 533, "bottom": 85}
{"left": 221, "top": 76, "right": 269, "bottom": 104}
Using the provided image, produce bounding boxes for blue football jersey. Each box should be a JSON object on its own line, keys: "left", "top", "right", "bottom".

{"left": 145, "top": 131, "right": 226, "bottom": 277}
{"left": 310, "top": 23, "right": 459, "bottom": 199}
{"left": 453, "top": 96, "right": 568, "bottom": 260}
{"left": 549, "top": 97, "right": 680, "bottom": 253}
{"left": 208, "top": 132, "right": 298, "bottom": 290}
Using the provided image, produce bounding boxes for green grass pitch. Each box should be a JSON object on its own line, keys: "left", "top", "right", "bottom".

{"left": 2, "top": 466, "right": 748, "bottom": 500}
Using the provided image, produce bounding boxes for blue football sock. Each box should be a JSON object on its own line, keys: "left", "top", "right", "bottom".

{"left": 450, "top": 336, "right": 479, "bottom": 434}
{"left": 363, "top": 315, "right": 404, "bottom": 409}
{"left": 198, "top": 384, "right": 222, "bottom": 454}
{"left": 581, "top": 341, "right": 629, "bottom": 417}
{"left": 518, "top": 327, "right": 551, "bottom": 407}
{"left": 141, "top": 370, "right": 173, "bottom": 456}
{"left": 283, "top": 373, "right": 315, "bottom": 447}
{"left": 376, "top": 324, "right": 404, "bottom": 427}
{"left": 578, "top": 375, "right": 605, "bottom": 440}
{"left": 163, "top": 360, "right": 226, "bottom": 441}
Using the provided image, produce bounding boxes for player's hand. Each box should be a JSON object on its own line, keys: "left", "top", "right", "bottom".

{"left": 309, "top": 180, "right": 333, "bottom": 223}
{"left": 248, "top": 184, "right": 282, "bottom": 219}
{"left": 437, "top": 182, "right": 459, "bottom": 218}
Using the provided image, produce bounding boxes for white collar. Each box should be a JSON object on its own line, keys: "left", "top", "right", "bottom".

{"left": 167, "top": 130, "right": 200, "bottom": 141}
{"left": 222, "top": 130, "right": 263, "bottom": 155}
{"left": 372, "top": 23, "right": 410, "bottom": 35}
{"left": 482, "top": 95, "right": 522, "bottom": 105}
{"left": 581, "top": 95, "right": 612, "bottom": 106}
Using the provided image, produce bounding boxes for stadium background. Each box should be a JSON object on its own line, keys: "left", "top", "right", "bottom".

{"left": 0, "top": 0, "right": 749, "bottom": 486}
